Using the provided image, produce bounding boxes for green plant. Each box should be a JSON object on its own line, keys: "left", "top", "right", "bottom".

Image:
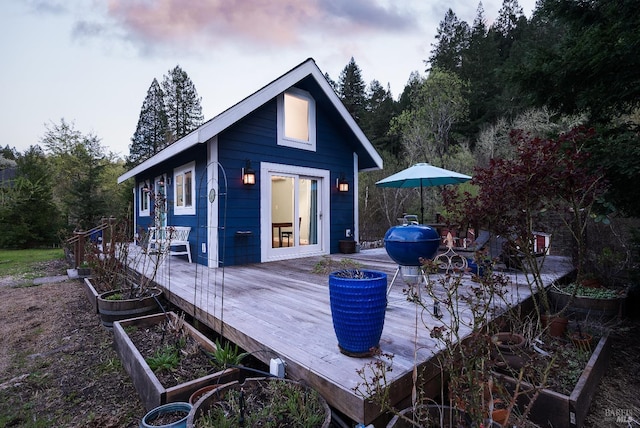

{"left": 198, "top": 379, "right": 326, "bottom": 428}
{"left": 208, "top": 338, "right": 249, "bottom": 368}
{"left": 558, "top": 283, "right": 620, "bottom": 299}
{"left": 353, "top": 260, "right": 556, "bottom": 427}
{"left": 146, "top": 344, "right": 180, "bottom": 372}
{"left": 103, "top": 292, "right": 123, "bottom": 301}
{"left": 312, "top": 255, "right": 361, "bottom": 275}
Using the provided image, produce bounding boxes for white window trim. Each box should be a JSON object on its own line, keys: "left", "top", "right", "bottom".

{"left": 277, "top": 87, "right": 316, "bottom": 152}
{"left": 174, "top": 161, "right": 196, "bottom": 216}
{"left": 139, "top": 181, "right": 150, "bottom": 217}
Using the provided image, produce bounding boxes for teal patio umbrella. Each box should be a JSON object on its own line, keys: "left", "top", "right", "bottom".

{"left": 375, "top": 163, "right": 472, "bottom": 224}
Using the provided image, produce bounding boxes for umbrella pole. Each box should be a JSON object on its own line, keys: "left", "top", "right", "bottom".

{"left": 420, "top": 183, "right": 424, "bottom": 224}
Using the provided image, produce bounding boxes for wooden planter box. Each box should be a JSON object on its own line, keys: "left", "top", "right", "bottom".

{"left": 113, "top": 312, "right": 240, "bottom": 411}
{"left": 495, "top": 333, "right": 611, "bottom": 428}
{"left": 550, "top": 289, "right": 626, "bottom": 321}
{"left": 83, "top": 277, "right": 99, "bottom": 314}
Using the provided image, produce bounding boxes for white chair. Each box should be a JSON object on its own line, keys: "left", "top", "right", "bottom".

{"left": 147, "top": 226, "right": 192, "bottom": 263}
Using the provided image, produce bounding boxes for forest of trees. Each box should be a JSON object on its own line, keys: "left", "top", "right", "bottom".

{"left": 0, "top": 0, "right": 638, "bottom": 248}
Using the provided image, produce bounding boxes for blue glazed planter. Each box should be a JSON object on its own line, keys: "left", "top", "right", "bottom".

{"left": 329, "top": 269, "right": 387, "bottom": 356}
{"left": 384, "top": 225, "right": 440, "bottom": 266}
{"left": 140, "top": 402, "right": 192, "bottom": 428}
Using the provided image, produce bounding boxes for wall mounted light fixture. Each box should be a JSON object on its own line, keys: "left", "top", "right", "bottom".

{"left": 337, "top": 175, "right": 349, "bottom": 192}
{"left": 242, "top": 160, "right": 256, "bottom": 185}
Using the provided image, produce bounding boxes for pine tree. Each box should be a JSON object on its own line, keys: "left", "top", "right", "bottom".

{"left": 338, "top": 57, "right": 367, "bottom": 122}
{"left": 128, "top": 79, "right": 169, "bottom": 167}
{"left": 0, "top": 146, "right": 61, "bottom": 248}
{"left": 460, "top": 2, "right": 503, "bottom": 136}
{"left": 362, "top": 80, "right": 399, "bottom": 155}
{"left": 428, "top": 9, "right": 470, "bottom": 73}
{"left": 162, "top": 65, "right": 204, "bottom": 143}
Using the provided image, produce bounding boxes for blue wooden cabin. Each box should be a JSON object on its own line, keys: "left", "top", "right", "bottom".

{"left": 118, "top": 58, "right": 383, "bottom": 267}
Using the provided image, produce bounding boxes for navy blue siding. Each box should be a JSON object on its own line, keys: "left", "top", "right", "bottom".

{"left": 217, "top": 88, "right": 359, "bottom": 266}
{"left": 132, "top": 79, "right": 369, "bottom": 267}
{"left": 134, "top": 144, "right": 208, "bottom": 264}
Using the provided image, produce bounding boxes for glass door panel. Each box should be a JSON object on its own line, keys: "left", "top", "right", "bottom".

{"left": 270, "top": 175, "right": 294, "bottom": 248}
{"left": 299, "top": 178, "right": 318, "bottom": 246}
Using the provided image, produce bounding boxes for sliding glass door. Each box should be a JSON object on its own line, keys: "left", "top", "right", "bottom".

{"left": 261, "top": 163, "right": 328, "bottom": 261}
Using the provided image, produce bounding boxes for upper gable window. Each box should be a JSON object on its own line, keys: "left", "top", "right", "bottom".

{"left": 277, "top": 88, "right": 316, "bottom": 152}
{"left": 174, "top": 162, "right": 195, "bottom": 215}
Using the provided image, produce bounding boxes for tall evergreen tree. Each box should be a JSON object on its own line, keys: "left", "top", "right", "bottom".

{"left": 128, "top": 78, "right": 169, "bottom": 167}
{"left": 491, "top": 0, "right": 527, "bottom": 61}
{"left": 0, "top": 146, "right": 61, "bottom": 248}
{"left": 338, "top": 57, "right": 367, "bottom": 122}
{"left": 162, "top": 65, "right": 204, "bottom": 143}
{"left": 428, "top": 9, "right": 470, "bottom": 73}
{"left": 460, "top": 2, "right": 503, "bottom": 137}
{"left": 361, "top": 80, "right": 399, "bottom": 155}
{"left": 520, "top": 0, "right": 640, "bottom": 120}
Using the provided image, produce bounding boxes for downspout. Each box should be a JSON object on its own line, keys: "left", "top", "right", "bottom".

{"left": 353, "top": 152, "right": 359, "bottom": 246}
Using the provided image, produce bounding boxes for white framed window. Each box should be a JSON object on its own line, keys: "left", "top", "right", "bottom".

{"left": 139, "top": 181, "right": 150, "bottom": 217}
{"left": 174, "top": 162, "right": 196, "bottom": 215}
{"left": 277, "top": 88, "right": 316, "bottom": 151}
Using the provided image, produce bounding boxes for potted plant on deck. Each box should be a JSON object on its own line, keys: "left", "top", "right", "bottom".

{"left": 328, "top": 268, "right": 388, "bottom": 357}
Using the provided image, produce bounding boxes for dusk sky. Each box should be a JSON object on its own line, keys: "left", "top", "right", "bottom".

{"left": 2, "top": 0, "right": 536, "bottom": 158}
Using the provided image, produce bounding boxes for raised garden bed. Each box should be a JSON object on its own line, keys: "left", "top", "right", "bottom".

{"left": 113, "top": 311, "right": 239, "bottom": 411}
{"left": 495, "top": 332, "right": 611, "bottom": 428}
{"left": 83, "top": 277, "right": 99, "bottom": 314}
{"left": 550, "top": 288, "right": 626, "bottom": 321}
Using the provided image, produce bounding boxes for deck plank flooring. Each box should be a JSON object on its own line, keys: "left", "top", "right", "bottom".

{"left": 129, "top": 247, "right": 573, "bottom": 424}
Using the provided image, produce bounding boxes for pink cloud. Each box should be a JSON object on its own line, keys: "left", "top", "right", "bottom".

{"left": 107, "top": 0, "right": 321, "bottom": 47}
{"left": 104, "top": 0, "right": 415, "bottom": 51}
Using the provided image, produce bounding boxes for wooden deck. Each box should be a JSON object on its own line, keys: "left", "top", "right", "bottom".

{"left": 130, "top": 247, "right": 573, "bottom": 425}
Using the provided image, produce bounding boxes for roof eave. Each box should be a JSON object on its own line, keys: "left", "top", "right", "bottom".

{"left": 117, "top": 58, "right": 382, "bottom": 184}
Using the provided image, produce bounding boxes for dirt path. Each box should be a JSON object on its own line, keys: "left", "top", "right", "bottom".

{"left": 0, "top": 260, "right": 144, "bottom": 427}
{"left": 0, "top": 259, "right": 638, "bottom": 427}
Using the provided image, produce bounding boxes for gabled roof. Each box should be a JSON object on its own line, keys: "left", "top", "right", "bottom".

{"left": 118, "top": 58, "right": 383, "bottom": 184}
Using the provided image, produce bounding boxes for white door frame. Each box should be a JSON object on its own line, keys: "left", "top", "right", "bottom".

{"left": 260, "top": 162, "right": 330, "bottom": 262}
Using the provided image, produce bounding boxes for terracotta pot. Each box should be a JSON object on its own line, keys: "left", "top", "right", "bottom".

{"left": 491, "top": 407, "right": 509, "bottom": 425}
{"left": 188, "top": 384, "right": 219, "bottom": 405}
{"left": 491, "top": 332, "right": 528, "bottom": 371}
{"left": 570, "top": 332, "right": 593, "bottom": 350}
{"left": 541, "top": 314, "right": 568, "bottom": 337}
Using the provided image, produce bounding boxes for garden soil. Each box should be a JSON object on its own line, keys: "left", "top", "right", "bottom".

{"left": 0, "top": 259, "right": 638, "bottom": 427}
